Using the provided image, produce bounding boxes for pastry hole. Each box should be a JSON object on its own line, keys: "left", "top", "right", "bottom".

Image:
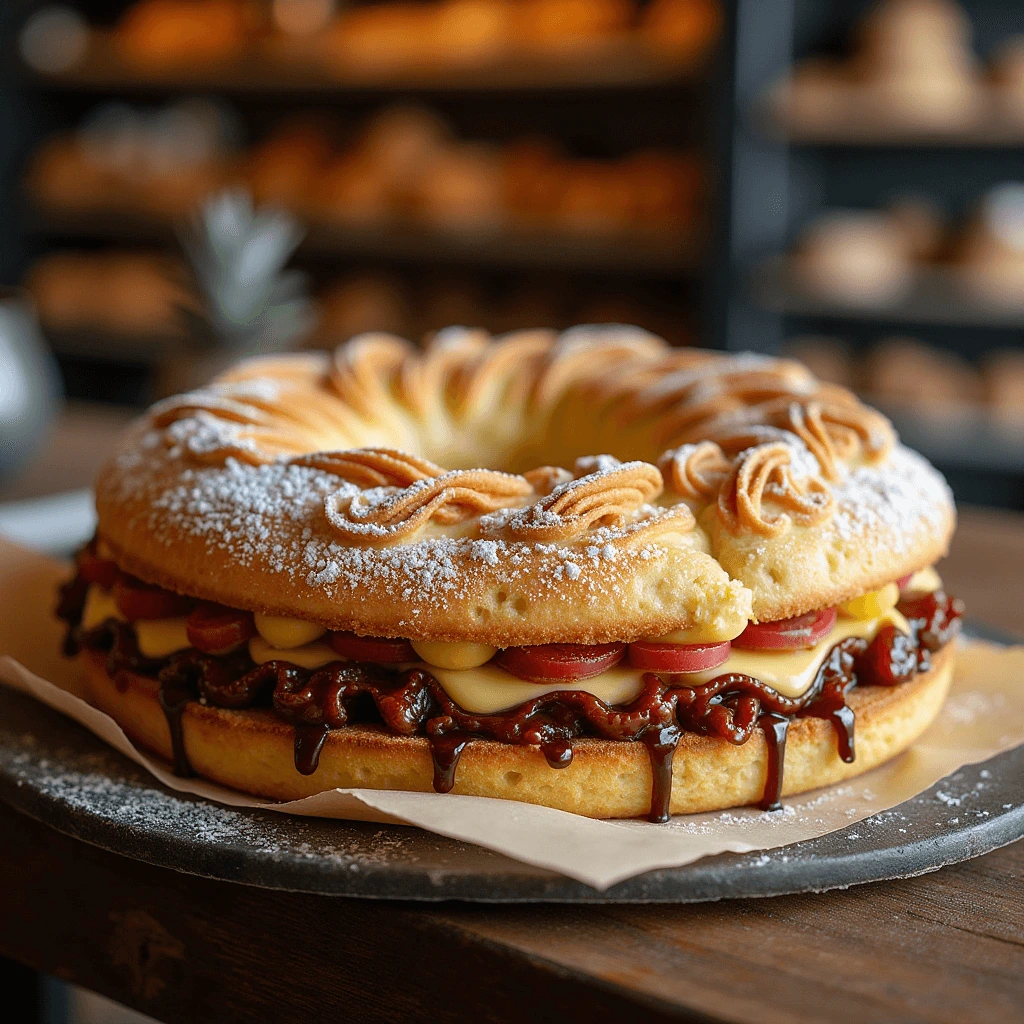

{"left": 504, "top": 771, "right": 523, "bottom": 786}
{"left": 768, "top": 567, "right": 783, "bottom": 585}
{"left": 513, "top": 597, "right": 529, "bottom": 613}
{"left": 495, "top": 589, "right": 508, "bottom": 605}
{"left": 473, "top": 605, "right": 489, "bottom": 621}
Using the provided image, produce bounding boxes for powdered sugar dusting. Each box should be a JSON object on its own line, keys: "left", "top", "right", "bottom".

{"left": 830, "top": 445, "right": 952, "bottom": 553}
{"left": 109, "top": 440, "right": 672, "bottom": 616}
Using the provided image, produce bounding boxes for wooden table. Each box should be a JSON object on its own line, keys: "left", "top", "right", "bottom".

{"left": 1, "top": 411, "right": 1022, "bottom": 1024}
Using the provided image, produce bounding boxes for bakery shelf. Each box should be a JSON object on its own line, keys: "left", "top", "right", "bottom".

{"left": 31, "top": 35, "right": 707, "bottom": 97}
{"left": 762, "top": 108, "right": 1024, "bottom": 149}
{"left": 30, "top": 207, "right": 702, "bottom": 277}
{"left": 753, "top": 257, "right": 1024, "bottom": 330}
{"left": 875, "top": 402, "right": 1024, "bottom": 474}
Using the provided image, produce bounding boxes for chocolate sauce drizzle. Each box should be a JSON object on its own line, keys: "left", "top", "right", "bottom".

{"left": 57, "top": 570, "right": 963, "bottom": 822}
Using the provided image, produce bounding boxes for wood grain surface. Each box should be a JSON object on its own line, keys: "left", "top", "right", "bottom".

{"left": 0, "top": 409, "right": 1022, "bottom": 1023}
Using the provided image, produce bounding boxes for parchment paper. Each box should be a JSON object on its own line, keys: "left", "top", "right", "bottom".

{"left": 0, "top": 537, "right": 1021, "bottom": 890}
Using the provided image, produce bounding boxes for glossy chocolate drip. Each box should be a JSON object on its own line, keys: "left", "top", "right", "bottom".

{"left": 55, "top": 575, "right": 90, "bottom": 656}
{"left": 294, "top": 724, "right": 329, "bottom": 776}
{"left": 758, "top": 714, "right": 790, "bottom": 811}
{"left": 643, "top": 724, "right": 682, "bottom": 823}
{"left": 158, "top": 679, "right": 195, "bottom": 778}
{"left": 62, "top": 560, "right": 963, "bottom": 821}
{"left": 429, "top": 734, "right": 470, "bottom": 793}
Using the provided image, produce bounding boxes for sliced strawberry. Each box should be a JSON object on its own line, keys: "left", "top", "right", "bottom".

{"left": 627, "top": 640, "right": 731, "bottom": 673}
{"left": 186, "top": 603, "right": 256, "bottom": 655}
{"left": 733, "top": 607, "right": 837, "bottom": 651}
{"left": 328, "top": 631, "right": 416, "bottom": 663}
{"left": 495, "top": 643, "right": 626, "bottom": 684}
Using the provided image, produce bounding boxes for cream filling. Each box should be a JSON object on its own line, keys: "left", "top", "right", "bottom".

{"left": 908, "top": 567, "right": 942, "bottom": 593}
{"left": 82, "top": 573, "right": 928, "bottom": 716}
{"left": 136, "top": 618, "right": 191, "bottom": 660}
{"left": 431, "top": 608, "right": 909, "bottom": 712}
{"left": 678, "top": 608, "right": 910, "bottom": 698}
{"left": 81, "top": 586, "right": 125, "bottom": 631}
{"left": 249, "top": 635, "right": 337, "bottom": 670}
{"left": 253, "top": 613, "right": 326, "bottom": 649}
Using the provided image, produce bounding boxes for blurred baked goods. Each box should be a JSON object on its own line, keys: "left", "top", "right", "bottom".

{"left": 26, "top": 252, "right": 194, "bottom": 336}
{"left": 989, "top": 35, "right": 1024, "bottom": 125}
{"left": 641, "top": 0, "right": 721, "bottom": 61}
{"left": 515, "top": 0, "right": 633, "bottom": 54}
{"left": 780, "top": 336, "right": 855, "bottom": 390}
{"left": 27, "top": 99, "right": 237, "bottom": 219}
{"left": 789, "top": 210, "right": 915, "bottom": 307}
{"left": 866, "top": 335, "right": 980, "bottom": 409}
{"left": 981, "top": 348, "right": 1024, "bottom": 424}
{"left": 244, "top": 118, "right": 335, "bottom": 209}
{"left": 769, "top": 0, "right": 985, "bottom": 136}
{"left": 316, "top": 273, "right": 411, "bottom": 343}
{"left": 59, "top": 0, "right": 718, "bottom": 79}
{"left": 886, "top": 196, "right": 944, "bottom": 262}
{"left": 953, "top": 183, "right": 1024, "bottom": 308}
{"left": 28, "top": 102, "right": 700, "bottom": 241}
{"left": 309, "top": 271, "right": 690, "bottom": 348}
{"left": 318, "top": 0, "right": 717, "bottom": 72}
{"left": 851, "top": 0, "right": 981, "bottom": 129}
{"left": 783, "top": 334, "right": 1023, "bottom": 426}
{"left": 115, "top": 0, "right": 262, "bottom": 67}
{"left": 246, "top": 106, "right": 701, "bottom": 236}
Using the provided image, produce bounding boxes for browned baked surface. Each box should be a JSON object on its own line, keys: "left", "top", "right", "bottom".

{"left": 94, "top": 328, "right": 955, "bottom": 644}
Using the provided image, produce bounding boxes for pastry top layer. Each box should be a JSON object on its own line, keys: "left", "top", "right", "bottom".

{"left": 95, "top": 326, "right": 955, "bottom": 643}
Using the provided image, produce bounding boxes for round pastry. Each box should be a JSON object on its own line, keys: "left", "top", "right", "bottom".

{"left": 790, "top": 210, "right": 915, "bottom": 307}
{"left": 59, "top": 327, "right": 961, "bottom": 820}
{"left": 851, "top": 0, "right": 982, "bottom": 131}
{"left": 954, "top": 184, "right": 1024, "bottom": 309}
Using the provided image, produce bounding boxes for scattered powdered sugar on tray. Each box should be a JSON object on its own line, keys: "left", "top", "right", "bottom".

{"left": 0, "top": 730, "right": 423, "bottom": 867}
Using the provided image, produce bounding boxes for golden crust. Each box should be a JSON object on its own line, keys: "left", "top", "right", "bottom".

{"left": 77, "top": 643, "right": 955, "bottom": 819}
{"left": 94, "top": 328, "right": 956, "bottom": 642}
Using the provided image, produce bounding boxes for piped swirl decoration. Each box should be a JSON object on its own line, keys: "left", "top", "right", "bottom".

{"left": 324, "top": 466, "right": 534, "bottom": 546}
{"left": 138, "top": 326, "right": 915, "bottom": 559}
{"left": 658, "top": 441, "right": 732, "bottom": 503}
{"left": 482, "top": 459, "right": 696, "bottom": 544}
{"left": 718, "top": 442, "right": 835, "bottom": 538}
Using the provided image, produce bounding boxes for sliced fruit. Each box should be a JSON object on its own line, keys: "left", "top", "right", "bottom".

{"left": 733, "top": 607, "right": 837, "bottom": 651}
{"left": 186, "top": 603, "right": 256, "bottom": 655}
{"left": 411, "top": 639, "right": 497, "bottom": 670}
{"left": 627, "top": 640, "right": 731, "bottom": 673}
{"left": 329, "top": 631, "right": 416, "bottom": 663}
{"left": 113, "top": 576, "right": 194, "bottom": 622}
{"left": 840, "top": 582, "right": 899, "bottom": 620}
{"left": 495, "top": 642, "right": 626, "bottom": 683}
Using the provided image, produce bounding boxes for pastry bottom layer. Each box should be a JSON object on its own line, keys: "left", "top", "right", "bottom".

{"left": 75, "top": 644, "right": 955, "bottom": 819}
